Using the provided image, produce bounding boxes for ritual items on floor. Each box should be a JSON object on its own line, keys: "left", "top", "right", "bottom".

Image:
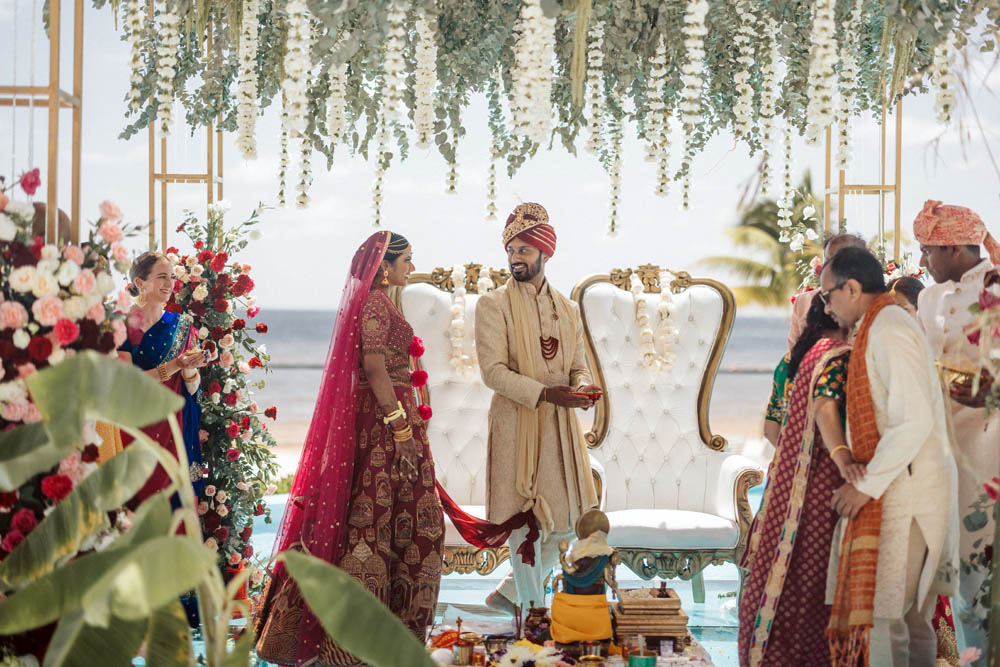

{"left": 612, "top": 587, "right": 691, "bottom": 655}
{"left": 551, "top": 508, "right": 618, "bottom": 644}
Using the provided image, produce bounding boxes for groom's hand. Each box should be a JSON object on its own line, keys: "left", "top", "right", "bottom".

{"left": 543, "top": 385, "right": 592, "bottom": 409}
{"left": 831, "top": 483, "right": 872, "bottom": 519}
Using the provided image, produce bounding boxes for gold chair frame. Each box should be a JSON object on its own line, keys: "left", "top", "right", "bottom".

{"left": 570, "top": 265, "right": 763, "bottom": 595}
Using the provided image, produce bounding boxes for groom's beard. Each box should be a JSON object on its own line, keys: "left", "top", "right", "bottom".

{"left": 510, "top": 254, "right": 543, "bottom": 282}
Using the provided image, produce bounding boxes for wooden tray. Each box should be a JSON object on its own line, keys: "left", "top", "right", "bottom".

{"left": 616, "top": 587, "right": 682, "bottom": 612}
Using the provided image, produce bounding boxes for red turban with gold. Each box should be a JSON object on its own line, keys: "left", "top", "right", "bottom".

{"left": 913, "top": 200, "right": 1000, "bottom": 265}
{"left": 503, "top": 203, "right": 557, "bottom": 258}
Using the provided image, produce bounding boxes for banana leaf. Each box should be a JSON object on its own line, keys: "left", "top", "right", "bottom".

{"left": 0, "top": 423, "right": 67, "bottom": 491}
{"left": 43, "top": 606, "right": 147, "bottom": 667}
{"left": 144, "top": 599, "right": 194, "bottom": 667}
{"left": 0, "top": 441, "right": 160, "bottom": 588}
{"left": 282, "top": 550, "right": 436, "bottom": 667}
{"left": 221, "top": 629, "right": 254, "bottom": 667}
{"left": 26, "top": 351, "right": 183, "bottom": 453}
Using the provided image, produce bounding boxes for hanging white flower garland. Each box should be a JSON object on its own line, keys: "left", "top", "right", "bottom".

{"left": 607, "top": 113, "right": 623, "bottom": 237}
{"left": 777, "top": 122, "right": 794, "bottom": 239}
{"left": 803, "top": 0, "right": 838, "bottom": 144}
{"left": 383, "top": 4, "right": 407, "bottom": 122}
{"left": 679, "top": 0, "right": 709, "bottom": 209}
{"left": 235, "top": 0, "right": 261, "bottom": 160}
{"left": 154, "top": 3, "right": 180, "bottom": 137}
{"left": 445, "top": 120, "right": 459, "bottom": 194}
{"left": 372, "top": 113, "right": 388, "bottom": 226}
{"left": 486, "top": 139, "right": 499, "bottom": 220}
{"left": 511, "top": 0, "right": 555, "bottom": 145}
{"left": 125, "top": 0, "right": 144, "bottom": 114}
{"left": 326, "top": 63, "right": 348, "bottom": 146}
{"left": 414, "top": 14, "right": 438, "bottom": 147}
{"left": 645, "top": 36, "right": 671, "bottom": 197}
{"left": 931, "top": 32, "right": 958, "bottom": 124}
{"left": 278, "top": 106, "right": 289, "bottom": 207}
{"left": 655, "top": 270, "right": 679, "bottom": 369}
{"left": 584, "top": 20, "right": 605, "bottom": 155}
{"left": 296, "top": 136, "right": 311, "bottom": 208}
{"left": 835, "top": 0, "right": 864, "bottom": 171}
{"left": 732, "top": 0, "right": 756, "bottom": 140}
{"left": 449, "top": 264, "right": 473, "bottom": 375}
{"left": 281, "top": 0, "right": 311, "bottom": 139}
{"left": 758, "top": 20, "right": 780, "bottom": 195}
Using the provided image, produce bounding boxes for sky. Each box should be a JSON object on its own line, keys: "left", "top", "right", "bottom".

{"left": 2, "top": 2, "right": 999, "bottom": 311}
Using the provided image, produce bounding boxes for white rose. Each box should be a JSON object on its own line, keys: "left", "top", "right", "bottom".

{"left": 192, "top": 285, "right": 209, "bottom": 301}
{"left": 55, "top": 260, "right": 81, "bottom": 286}
{"left": 5, "top": 201, "right": 34, "bottom": 219}
{"left": 9, "top": 266, "right": 37, "bottom": 293}
{"left": 204, "top": 537, "right": 218, "bottom": 552}
{"left": 0, "top": 213, "right": 16, "bottom": 241}
{"left": 220, "top": 334, "right": 235, "bottom": 349}
{"left": 186, "top": 255, "right": 196, "bottom": 267}
{"left": 190, "top": 265, "right": 204, "bottom": 277}
{"left": 166, "top": 253, "right": 180, "bottom": 264}
{"left": 12, "top": 329, "right": 30, "bottom": 349}
{"left": 216, "top": 490, "right": 227, "bottom": 503}
{"left": 198, "top": 327, "right": 208, "bottom": 339}
{"left": 217, "top": 504, "right": 229, "bottom": 517}
{"left": 173, "top": 265, "right": 187, "bottom": 279}
{"left": 95, "top": 272, "right": 115, "bottom": 296}
{"left": 37, "top": 259, "right": 60, "bottom": 276}
{"left": 48, "top": 348, "right": 66, "bottom": 365}
{"left": 0, "top": 380, "right": 27, "bottom": 402}
{"left": 801, "top": 205, "right": 816, "bottom": 218}
{"left": 40, "top": 244, "right": 59, "bottom": 261}
{"left": 62, "top": 296, "right": 88, "bottom": 321}
{"left": 222, "top": 379, "right": 234, "bottom": 394}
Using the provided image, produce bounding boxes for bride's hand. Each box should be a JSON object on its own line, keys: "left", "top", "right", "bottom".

{"left": 392, "top": 438, "right": 421, "bottom": 483}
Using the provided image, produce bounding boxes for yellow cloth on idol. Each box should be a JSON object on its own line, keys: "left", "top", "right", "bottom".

{"left": 95, "top": 421, "right": 124, "bottom": 465}
{"left": 550, "top": 592, "right": 612, "bottom": 643}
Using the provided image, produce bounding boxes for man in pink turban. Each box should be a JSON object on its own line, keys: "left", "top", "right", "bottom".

{"left": 913, "top": 199, "right": 1000, "bottom": 651}
{"left": 475, "top": 202, "right": 601, "bottom": 615}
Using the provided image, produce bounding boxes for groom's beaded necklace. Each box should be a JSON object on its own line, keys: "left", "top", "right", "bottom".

{"left": 536, "top": 283, "right": 559, "bottom": 360}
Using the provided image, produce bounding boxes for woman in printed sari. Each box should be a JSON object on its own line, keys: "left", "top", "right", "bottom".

{"left": 118, "top": 251, "right": 209, "bottom": 505}
{"left": 738, "top": 295, "right": 866, "bottom": 666}
{"left": 255, "top": 231, "right": 444, "bottom": 666}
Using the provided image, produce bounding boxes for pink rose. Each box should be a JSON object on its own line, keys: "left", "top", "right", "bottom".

{"left": 197, "top": 501, "right": 209, "bottom": 516}
{"left": 117, "top": 291, "right": 132, "bottom": 311}
{"left": 53, "top": 319, "right": 80, "bottom": 346}
{"left": 58, "top": 450, "right": 84, "bottom": 485}
{"left": 87, "top": 303, "right": 105, "bottom": 324}
{"left": 204, "top": 485, "right": 217, "bottom": 497}
{"left": 228, "top": 552, "right": 242, "bottom": 566}
{"left": 23, "top": 403, "right": 41, "bottom": 423}
{"left": 19, "top": 168, "right": 41, "bottom": 196}
{"left": 217, "top": 504, "right": 229, "bottom": 517}
{"left": 0, "top": 191, "right": 8, "bottom": 212}
{"left": 236, "top": 482, "right": 249, "bottom": 491}
{"left": 1, "top": 399, "right": 28, "bottom": 422}
{"left": 110, "top": 242, "right": 129, "bottom": 263}
{"left": 73, "top": 269, "right": 96, "bottom": 296}
{"left": 2, "top": 529, "right": 25, "bottom": 553}
{"left": 17, "top": 363, "right": 36, "bottom": 379}
{"left": 62, "top": 245, "right": 85, "bottom": 265}
{"left": 199, "top": 429, "right": 209, "bottom": 443}
{"left": 98, "top": 220, "right": 123, "bottom": 243}
{"left": 220, "top": 351, "right": 234, "bottom": 368}
{"left": 238, "top": 361, "right": 251, "bottom": 374}
{"left": 31, "top": 296, "right": 64, "bottom": 326}
{"left": 241, "top": 264, "right": 252, "bottom": 273}
{"left": 99, "top": 200, "right": 123, "bottom": 222}
{"left": 111, "top": 319, "right": 127, "bottom": 347}
{"left": 247, "top": 306, "right": 260, "bottom": 318}
{"left": 0, "top": 301, "right": 29, "bottom": 330}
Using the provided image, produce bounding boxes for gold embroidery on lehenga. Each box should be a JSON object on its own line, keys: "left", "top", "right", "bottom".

{"left": 375, "top": 470, "right": 392, "bottom": 507}
{"left": 404, "top": 543, "right": 421, "bottom": 565}
{"left": 416, "top": 492, "right": 443, "bottom": 541}
{"left": 399, "top": 481, "right": 414, "bottom": 503}
{"left": 395, "top": 510, "right": 414, "bottom": 546}
{"left": 371, "top": 445, "right": 386, "bottom": 468}
{"left": 348, "top": 491, "right": 373, "bottom": 528}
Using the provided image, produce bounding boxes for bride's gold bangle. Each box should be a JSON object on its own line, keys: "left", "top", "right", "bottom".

{"left": 157, "top": 363, "right": 170, "bottom": 383}
{"left": 830, "top": 445, "right": 851, "bottom": 458}
{"left": 382, "top": 401, "right": 407, "bottom": 424}
{"left": 392, "top": 426, "right": 413, "bottom": 442}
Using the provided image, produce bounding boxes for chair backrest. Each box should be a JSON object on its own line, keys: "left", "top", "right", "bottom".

{"left": 395, "top": 265, "right": 511, "bottom": 507}
{"left": 572, "top": 266, "right": 735, "bottom": 514}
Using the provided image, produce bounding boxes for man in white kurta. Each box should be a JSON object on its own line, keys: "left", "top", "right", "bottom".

{"left": 821, "top": 248, "right": 959, "bottom": 667}
{"left": 476, "top": 203, "right": 600, "bottom": 613}
{"left": 912, "top": 199, "right": 1000, "bottom": 650}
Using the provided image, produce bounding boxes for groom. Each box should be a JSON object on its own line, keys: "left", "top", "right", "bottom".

{"left": 476, "top": 202, "right": 601, "bottom": 614}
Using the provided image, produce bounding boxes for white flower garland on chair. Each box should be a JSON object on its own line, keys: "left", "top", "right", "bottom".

{"left": 656, "top": 270, "right": 679, "bottom": 369}
{"left": 584, "top": 20, "right": 605, "bottom": 155}
{"left": 679, "top": 0, "right": 708, "bottom": 209}
{"left": 511, "top": 0, "right": 555, "bottom": 145}
{"left": 931, "top": 32, "right": 958, "bottom": 124}
{"left": 154, "top": 3, "right": 180, "bottom": 137}
{"left": 758, "top": 20, "right": 779, "bottom": 195}
{"left": 235, "top": 0, "right": 261, "bottom": 160}
{"left": 125, "top": 0, "right": 144, "bottom": 114}
{"left": 414, "top": 14, "right": 438, "bottom": 147}
{"left": 383, "top": 4, "right": 407, "bottom": 122}
{"left": 630, "top": 273, "right": 658, "bottom": 368}
{"left": 803, "top": 0, "right": 838, "bottom": 144}
{"left": 732, "top": 0, "right": 756, "bottom": 140}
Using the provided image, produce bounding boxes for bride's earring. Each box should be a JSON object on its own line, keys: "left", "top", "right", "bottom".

{"left": 381, "top": 269, "right": 390, "bottom": 287}
{"left": 136, "top": 290, "right": 148, "bottom": 307}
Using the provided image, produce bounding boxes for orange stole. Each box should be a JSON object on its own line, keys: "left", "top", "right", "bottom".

{"left": 95, "top": 421, "right": 125, "bottom": 465}
{"left": 827, "top": 293, "right": 897, "bottom": 666}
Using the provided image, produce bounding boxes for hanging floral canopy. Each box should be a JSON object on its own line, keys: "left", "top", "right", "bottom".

{"left": 95, "top": 0, "right": 996, "bottom": 226}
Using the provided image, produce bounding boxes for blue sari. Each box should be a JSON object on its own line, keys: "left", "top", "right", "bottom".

{"left": 119, "top": 311, "right": 205, "bottom": 501}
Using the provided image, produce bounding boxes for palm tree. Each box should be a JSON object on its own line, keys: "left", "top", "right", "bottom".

{"left": 697, "top": 172, "right": 823, "bottom": 308}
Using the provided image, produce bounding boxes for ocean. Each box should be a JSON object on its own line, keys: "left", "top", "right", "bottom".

{"left": 252, "top": 310, "right": 791, "bottom": 436}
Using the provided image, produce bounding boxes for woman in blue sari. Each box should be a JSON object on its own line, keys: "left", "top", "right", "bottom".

{"left": 119, "top": 251, "right": 209, "bottom": 505}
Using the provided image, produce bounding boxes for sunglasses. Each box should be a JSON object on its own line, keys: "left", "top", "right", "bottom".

{"left": 818, "top": 281, "right": 846, "bottom": 305}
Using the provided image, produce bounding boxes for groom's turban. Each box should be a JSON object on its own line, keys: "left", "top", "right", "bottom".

{"left": 913, "top": 199, "right": 1000, "bottom": 265}
{"left": 503, "top": 202, "right": 557, "bottom": 258}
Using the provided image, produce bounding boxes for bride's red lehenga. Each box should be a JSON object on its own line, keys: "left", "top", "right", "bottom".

{"left": 254, "top": 232, "right": 443, "bottom": 666}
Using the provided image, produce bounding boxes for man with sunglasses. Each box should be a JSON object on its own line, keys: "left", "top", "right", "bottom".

{"left": 820, "top": 247, "right": 958, "bottom": 667}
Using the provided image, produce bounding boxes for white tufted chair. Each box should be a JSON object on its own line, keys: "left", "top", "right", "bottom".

{"left": 571, "top": 267, "right": 763, "bottom": 600}
{"left": 396, "top": 265, "right": 607, "bottom": 575}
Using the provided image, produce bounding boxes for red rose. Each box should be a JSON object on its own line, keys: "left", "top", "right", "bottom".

{"left": 223, "top": 393, "right": 238, "bottom": 407}
{"left": 166, "top": 246, "right": 179, "bottom": 255}
{"left": 234, "top": 275, "right": 254, "bottom": 296}
{"left": 226, "top": 448, "right": 241, "bottom": 461}
{"left": 190, "top": 301, "right": 207, "bottom": 317}
{"left": 409, "top": 336, "right": 425, "bottom": 358}
{"left": 210, "top": 326, "right": 225, "bottom": 340}
{"left": 197, "top": 249, "right": 215, "bottom": 264}
{"left": 203, "top": 510, "right": 221, "bottom": 532}
{"left": 80, "top": 444, "right": 99, "bottom": 463}
{"left": 173, "top": 279, "right": 184, "bottom": 294}
{"left": 247, "top": 306, "right": 260, "bottom": 318}
{"left": 240, "top": 416, "right": 250, "bottom": 429}
{"left": 30, "top": 236, "right": 44, "bottom": 261}
{"left": 53, "top": 319, "right": 80, "bottom": 346}
{"left": 264, "top": 407, "right": 277, "bottom": 419}
{"left": 28, "top": 336, "right": 53, "bottom": 363}
{"left": 214, "top": 526, "right": 230, "bottom": 543}
{"left": 255, "top": 323, "right": 268, "bottom": 334}
{"left": 210, "top": 284, "right": 227, "bottom": 299}
{"left": 232, "top": 319, "right": 246, "bottom": 331}
{"left": 967, "top": 327, "right": 981, "bottom": 346}
{"left": 19, "top": 168, "right": 41, "bottom": 196}
{"left": 986, "top": 481, "right": 999, "bottom": 501}
{"left": 253, "top": 503, "right": 265, "bottom": 516}
{"left": 217, "top": 273, "right": 232, "bottom": 286}
{"left": 979, "top": 287, "right": 1000, "bottom": 311}
{"left": 210, "top": 252, "right": 228, "bottom": 272}
{"left": 2, "top": 529, "right": 25, "bottom": 553}
{"left": 0, "top": 490, "right": 18, "bottom": 510}
{"left": 207, "top": 381, "right": 221, "bottom": 395}
{"left": 226, "top": 422, "right": 240, "bottom": 437}
{"left": 248, "top": 357, "right": 263, "bottom": 369}
{"left": 214, "top": 299, "right": 229, "bottom": 313}
{"left": 11, "top": 508, "right": 38, "bottom": 534}
{"left": 194, "top": 240, "right": 204, "bottom": 250}
{"left": 41, "top": 474, "right": 73, "bottom": 502}
{"left": 410, "top": 369, "right": 428, "bottom": 388}
{"left": 242, "top": 544, "right": 253, "bottom": 558}
{"left": 240, "top": 525, "right": 253, "bottom": 542}
{"left": 418, "top": 403, "right": 433, "bottom": 421}
{"left": 176, "top": 222, "right": 186, "bottom": 232}
{"left": 165, "top": 303, "right": 182, "bottom": 314}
